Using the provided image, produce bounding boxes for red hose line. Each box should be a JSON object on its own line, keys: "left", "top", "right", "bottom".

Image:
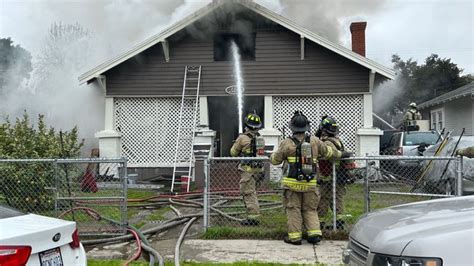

{"left": 123, "top": 228, "right": 142, "bottom": 266}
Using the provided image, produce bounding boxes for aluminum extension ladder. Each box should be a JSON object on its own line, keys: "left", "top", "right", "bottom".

{"left": 171, "top": 65, "right": 202, "bottom": 192}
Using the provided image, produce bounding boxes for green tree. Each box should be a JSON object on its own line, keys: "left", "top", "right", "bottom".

{"left": 0, "top": 38, "right": 32, "bottom": 93}
{"left": 392, "top": 54, "right": 471, "bottom": 107}
{"left": 0, "top": 112, "right": 84, "bottom": 212}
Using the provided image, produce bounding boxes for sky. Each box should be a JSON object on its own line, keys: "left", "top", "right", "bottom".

{"left": 1, "top": 0, "right": 473, "bottom": 74}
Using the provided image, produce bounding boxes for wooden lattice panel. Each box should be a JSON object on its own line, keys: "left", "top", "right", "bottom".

{"left": 273, "top": 95, "right": 364, "bottom": 153}
{"left": 114, "top": 98, "right": 199, "bottom": 166}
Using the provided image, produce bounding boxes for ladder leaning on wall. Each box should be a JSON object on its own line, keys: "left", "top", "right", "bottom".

{"left": 171, "top": 65, "right": 202, "bottom": 192}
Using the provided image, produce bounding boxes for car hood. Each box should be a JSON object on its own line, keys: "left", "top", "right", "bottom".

{"left": 350, "top": 196, "right": 474, "bottom": 255}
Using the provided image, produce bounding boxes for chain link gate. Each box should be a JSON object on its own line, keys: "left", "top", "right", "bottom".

{"left": 203, "top": 157, "right": 286, "bottom": 239}
{"left": 0, "top": 158, "right": 128, "bottom": 236}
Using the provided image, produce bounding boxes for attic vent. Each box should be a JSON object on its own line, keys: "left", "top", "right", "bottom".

{"left": 214, "top": 33, "right": 256, "bottom": 61}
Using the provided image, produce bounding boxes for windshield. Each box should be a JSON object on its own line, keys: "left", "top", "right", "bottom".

{"left": 403, "top": 132, "right": 439, "bottom": 146}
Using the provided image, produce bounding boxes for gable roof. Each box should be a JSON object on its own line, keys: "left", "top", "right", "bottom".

{"left": 78, "top": 0, "right": 395, "bottom": 84}
{"left": 418, "top": 82, "right": 474, "bottom": 109}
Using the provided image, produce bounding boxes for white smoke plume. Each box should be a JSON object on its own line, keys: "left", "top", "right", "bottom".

{"left": 258, "top": 0, "right": 388, "bottom": 44}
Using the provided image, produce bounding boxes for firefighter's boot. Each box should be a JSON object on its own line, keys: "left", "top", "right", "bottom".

{"left": 307, "top": 235, "right": 322, "bottom": 245}
{"left": 284, "top": 236, "right": 302, "bottom": 245}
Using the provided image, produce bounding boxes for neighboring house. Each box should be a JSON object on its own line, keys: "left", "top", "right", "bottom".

{"left": 79, "top": 0, "right": 394, "bottom": 169}
{"left": 418, "top": 82, "right": 474, "bottom": 136}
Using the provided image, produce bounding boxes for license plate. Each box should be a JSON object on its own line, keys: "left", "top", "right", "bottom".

{"left": 39, "top": 247, "right": 64, "bottom": 266}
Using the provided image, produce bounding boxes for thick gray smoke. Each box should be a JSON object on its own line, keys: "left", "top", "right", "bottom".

{"left": 373, "top": 77, "right": 405, "bottom": 114}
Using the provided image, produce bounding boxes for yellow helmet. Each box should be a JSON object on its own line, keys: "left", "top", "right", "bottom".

{"left": 244, "top": 112, "right": 262, "bottom": 129}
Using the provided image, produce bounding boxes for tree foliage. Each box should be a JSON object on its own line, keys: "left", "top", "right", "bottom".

{"left": 0, "top": 113, "right": 84, "bottom": 212}
{"left": 0, "top": 112, "right": 83, "bottom": 159}
{"left": 390, "top": 54, "right": 471, "bottom": 112}
{"left": 0, "top": 38, "right": 32, "bottom": 93}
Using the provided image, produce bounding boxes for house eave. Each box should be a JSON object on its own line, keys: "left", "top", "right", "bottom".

{"left": 418, "top": 92, "right": 473, "bottom": 110}
{"left": 78, "top": 0, "right": 395, "bottom": 85}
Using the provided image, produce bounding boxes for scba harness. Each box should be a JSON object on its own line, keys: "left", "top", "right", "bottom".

{"left": 241, "top": 132, "right": 265, "bottom": 168}
{"left": 288, "top": 135, "right": 316, "bottom": 182}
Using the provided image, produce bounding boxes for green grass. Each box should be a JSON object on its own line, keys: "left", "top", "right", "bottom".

{"left": 88, "top": 260, "right": 325, "bottom": 266}
{"left": 204, "top": 183, "right": 428, "bottom": 240}
{"left": 127, "top": 189, "right": 158, "bottom": 199}
{"left": 134, "top": 206, "right": 172, "bottom": 228}
{"left": 75, "top": 188, "right": 157, "bottom": 199}
{"left": 58, "top": 189, "right": 157, "bottom": 228}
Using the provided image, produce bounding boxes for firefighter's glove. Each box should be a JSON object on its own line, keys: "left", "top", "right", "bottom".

{"left": 341, "top": 151, "right": 353, "bottom": 158}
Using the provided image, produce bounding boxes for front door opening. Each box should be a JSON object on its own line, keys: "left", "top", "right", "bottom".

{"left": 208, "top": 96, "right": 264, "bottom": 157}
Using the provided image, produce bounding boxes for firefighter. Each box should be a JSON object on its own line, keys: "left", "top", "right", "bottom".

{"left": 230, "top": 112, "right": 265, "bottom": 226}
{"left": 456, "top": 146, "right": 474, "bottom": 158}
{"left": 403, "top": 102, "right": 422, "bottom": 122}
{"left": 270, "top": 111, "right": 350, "bottom": 245}
{"left": 316, "top": 116, "right": 353, "bottom": 229}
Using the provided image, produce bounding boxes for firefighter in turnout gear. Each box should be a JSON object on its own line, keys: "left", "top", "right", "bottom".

{"left": 316, "top": 116, "right": 353, "bottom": 229}
{"left": 403, "top": 102, "right": 422, "bottom": 131}
{"left": 230, "top": 112, "right": 265, "bottom": 226}
{"left": 270, "top": 111, "right": 348, "bottom": 245}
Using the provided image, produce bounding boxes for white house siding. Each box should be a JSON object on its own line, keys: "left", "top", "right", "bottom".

{"left": 272, "top": 95, "right": 364, "bottom": 153}
{"left": 426, "top": 97, "right": 473, "bottom": 136}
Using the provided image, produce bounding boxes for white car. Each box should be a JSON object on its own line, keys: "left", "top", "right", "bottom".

{"left": 0, "top": 205, "right": 87, "bottom": 266}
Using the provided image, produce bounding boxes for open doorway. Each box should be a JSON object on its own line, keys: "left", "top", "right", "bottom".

{"left": 208, "top": 96, "right": 264, "bottom": 156}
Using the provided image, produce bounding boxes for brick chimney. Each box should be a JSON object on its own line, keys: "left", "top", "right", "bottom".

{"left": 350, "top": 22, "right": 367, "bottom": 57}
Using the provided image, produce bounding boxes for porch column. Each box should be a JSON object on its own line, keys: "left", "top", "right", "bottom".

{"left": 199, "top": 96, "right": 209, "bottom": 126}
{"left": 259, "top": 96, "right": 281, "bottom": 152}
{"left": 95, "top": 96, "right": 122, "bottom": 158}
{"left": 356, "top": 71, "right": 382, "bottom": 156}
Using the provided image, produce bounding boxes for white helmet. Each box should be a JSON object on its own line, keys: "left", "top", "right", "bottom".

{"left": 409, "top": 102, "right": 417, "bottom": 108}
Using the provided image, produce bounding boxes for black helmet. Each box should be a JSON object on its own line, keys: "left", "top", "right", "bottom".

{"left": 320, "top": 116, "right": 338, "bottom": 135}
{"left": 244, "top": 112, "right": 262, "bottom": 130}
{"left": 289, "top": 111, "right": 311, "bottom": 133}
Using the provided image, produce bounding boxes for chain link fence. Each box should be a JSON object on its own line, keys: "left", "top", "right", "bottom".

{"left": 203, "top": 157, "right": 286, "bottom": 239}
{"left": 0, "top": 158, "right": 128, "bottom": 236}
{"left": 203, "top": 156, "right": 464, "bottom": 239}
{"left": 322, "top": 156, "right": 463, "bottom": 235}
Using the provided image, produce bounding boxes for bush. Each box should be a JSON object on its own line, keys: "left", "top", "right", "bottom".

{"left": 0, "top": 112, "right": 84, "bottom": 212}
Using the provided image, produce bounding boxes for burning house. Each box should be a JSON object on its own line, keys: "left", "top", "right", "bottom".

{"left": 79, "top": 0, "right": 394, "bottom": 182}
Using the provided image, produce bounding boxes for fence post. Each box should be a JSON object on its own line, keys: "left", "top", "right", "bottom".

{"left": 203, "top": 158, "right": 209, "bottom": 231}
{"left": 364, "top": 158, "right": 370, "bottom": 213}
{"left": 122, "top": 158, "right": 128, "bottom": 234}
{"left": 456, "top": 156, "right": 463, "bottom": 196}
{"left": 332, "top": 160, "right": 337, "bottom": 231}
{"left": 53, "top": 160, "right": 59, "bottom": 217}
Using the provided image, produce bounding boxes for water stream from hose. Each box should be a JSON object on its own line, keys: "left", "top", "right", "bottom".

{"left": 231, "top": 41, "right": 244, "bottom": 134}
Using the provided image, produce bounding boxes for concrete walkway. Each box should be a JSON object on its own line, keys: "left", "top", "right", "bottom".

{"left": 180, "top": 239, "right": 347, "bottom": 265}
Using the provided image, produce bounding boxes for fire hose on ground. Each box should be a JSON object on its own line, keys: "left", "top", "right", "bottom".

{"left": 123, "top": 228, "right": 141, "bottom": 266}
{"left": 174, "top": 217, "right": 198, "bottom": 266}
{"left": 59, "top": 207, "right": 164, "bottom": 266}
{"left": 65, "top": 190, "right": 282, "bottom": 264}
